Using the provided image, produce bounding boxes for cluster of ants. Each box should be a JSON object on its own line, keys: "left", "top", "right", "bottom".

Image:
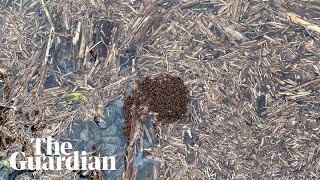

{"left": 122, "top": 74, "right": 190, "bottom": 178}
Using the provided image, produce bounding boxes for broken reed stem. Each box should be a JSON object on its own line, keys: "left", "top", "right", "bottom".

{"left": 1, "top": 135, "right": 7, "bottom": 148}
{"left": 287, "top": 12, "right": 320, "bottom": 34}
{"left": 39, "top": 0, "right": 55, "bottom": 31}
{"left": 132, "top": 167, "right": 138, "bottom": 180}
{"left": 289, "top": 77, "right": 320, "bottom": 91}
{"left": 124, "top": 102, "right": 137, "bottom": 179}
{"left": 124, "top": 57, "right": 139, "bottom": 179}
{"left": 35, "top": 27, "right": 54, "bottom": 92}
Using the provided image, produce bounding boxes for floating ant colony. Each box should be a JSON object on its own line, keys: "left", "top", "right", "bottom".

{"left": 122, "top": 74, "right": 190, "bottom": 178}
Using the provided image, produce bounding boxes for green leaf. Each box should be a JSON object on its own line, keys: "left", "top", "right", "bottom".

{"left": 66, "top": 92, "right": 83, "bottom": 101}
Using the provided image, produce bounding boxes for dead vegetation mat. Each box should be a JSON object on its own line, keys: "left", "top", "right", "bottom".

{"left": 0, "top": 0, "right": 319, "bottom": 179}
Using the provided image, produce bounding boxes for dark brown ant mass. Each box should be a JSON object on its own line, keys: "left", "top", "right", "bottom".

{"left": 123, "top": 74, "right": 190, "bottom": 136}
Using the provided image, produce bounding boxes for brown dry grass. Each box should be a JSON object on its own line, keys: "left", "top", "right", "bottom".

{"left": 0, "top": 0, "right": 319, "bottom": 179}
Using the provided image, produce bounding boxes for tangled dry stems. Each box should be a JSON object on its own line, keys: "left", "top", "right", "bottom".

{"left": 0, "top": 0, "right": 319, "bottom": 179}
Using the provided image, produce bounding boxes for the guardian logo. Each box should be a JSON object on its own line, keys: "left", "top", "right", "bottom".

{"left": 9, "top": 136, "right": 116, "bottom": 171}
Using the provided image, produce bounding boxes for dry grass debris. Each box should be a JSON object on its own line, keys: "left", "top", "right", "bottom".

{"left": 0, "top": 0, "right": 319, "bottom": 179}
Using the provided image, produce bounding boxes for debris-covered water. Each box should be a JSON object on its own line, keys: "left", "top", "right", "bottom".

{"left": 0, "top": 96, "right": 159, "bottom": 179}
{"left": 59, "top": 98, "right": 127, "bottom": 179}
{"left": 61, "top": 97, "right": 159, "bottom": 179}
{"left": 2, "top": 0, "right": 320, "bottom": 179}
{"left": 0, "top": 3, "right": 159, "bottom": 176}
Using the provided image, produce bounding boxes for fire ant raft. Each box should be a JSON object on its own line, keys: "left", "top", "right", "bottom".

{"left": 122, "top": 74, "right": 190, "bottom": 178}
